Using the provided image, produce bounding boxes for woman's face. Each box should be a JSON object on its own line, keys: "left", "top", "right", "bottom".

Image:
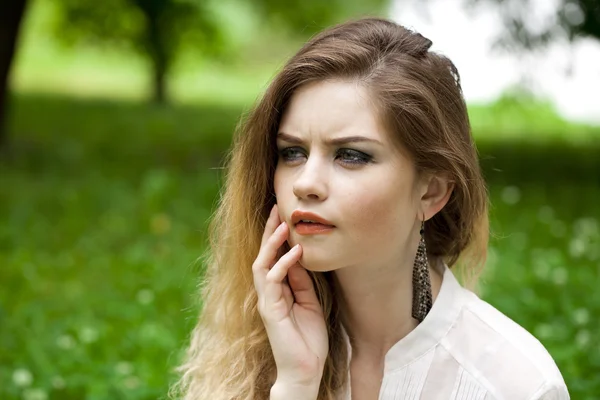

{"left": 274, "top": 79, "right": 423, "bottom": 272}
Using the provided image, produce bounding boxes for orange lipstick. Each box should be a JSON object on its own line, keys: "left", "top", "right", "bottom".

{"left": 291, "top": 210, "right": 335, "bottom": 236}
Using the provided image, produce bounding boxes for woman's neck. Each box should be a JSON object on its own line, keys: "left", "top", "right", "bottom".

{"left": 332, "top": 255, "right": 443, "bottom": 362}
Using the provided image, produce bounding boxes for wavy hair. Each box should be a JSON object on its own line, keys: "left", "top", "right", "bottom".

{"left": 173, "top": 17, "right": 489, "bottom": 400}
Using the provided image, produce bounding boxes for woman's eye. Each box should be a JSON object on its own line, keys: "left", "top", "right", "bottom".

{"left": 336, "top": 149, "right": 372, "bottom": 165}
{"left": 279, "top": 147, "right": 306, "bottom": 162}
{"left": 277, "top": 147, "right": 372, "bottom": 166}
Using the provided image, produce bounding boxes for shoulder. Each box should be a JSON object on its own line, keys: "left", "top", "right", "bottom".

{"left": 441, "top": 288, "right": 569, "bottom": 400}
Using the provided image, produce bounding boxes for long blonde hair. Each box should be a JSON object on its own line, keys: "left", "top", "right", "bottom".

{"left": 173, "top": 17, "right": 489, "bottom": 400}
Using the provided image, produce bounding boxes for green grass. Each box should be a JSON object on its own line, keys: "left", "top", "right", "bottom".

{"left": 0, "top": 96, "right": 227, "bottom": 400}
{"left": 1, "top": 93, "right": 599, "bottom": 399}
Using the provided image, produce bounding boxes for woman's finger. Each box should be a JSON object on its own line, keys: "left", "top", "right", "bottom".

{"left": 261, "top": 204, "right": 281, "bottom": 247}
{"left": 288, "top": 265, "right": 320, "bottom": 309}
{"left": 256, "top": 222, "right": 288, "bottom": 271}
{"left": 263, "top": 244, "right": 302, "bottom": 306}
{"left": 281, "top": 278, "right": 294, "bottom": 308}
{"left": 252, "top": 221, "right": 289, "bottom": 293}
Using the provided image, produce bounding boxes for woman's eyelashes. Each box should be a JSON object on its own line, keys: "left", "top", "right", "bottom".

{"left": 278, "top": 146, "right": 373, "bottom": 166}
{"left": 279, "top": 147, "right": 305, "bottom": 162}
{"left": 336, "top": 148, "right": 373, "bottom": 164}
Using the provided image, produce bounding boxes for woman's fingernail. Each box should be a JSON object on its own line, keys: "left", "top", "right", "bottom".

{"left": 276, "top": 222, "right": 286, "bottom": 232}
{"left": 292, "top": 244, "right": 300, "bottom": 252}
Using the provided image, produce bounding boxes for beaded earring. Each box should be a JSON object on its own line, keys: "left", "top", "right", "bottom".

{"left": 411, "top": 217, "right": 433, "bottom": 323}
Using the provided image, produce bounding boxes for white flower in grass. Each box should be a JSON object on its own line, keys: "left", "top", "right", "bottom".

{"left": 12, "top": 368, "right": 33, "bottom": 387}
{"left": 137, "top": 289, "right": 155, "bottom": 305}
{"left": 51, "top": 376, "right": 66, "bottom": 389}
{"left": 575, "top": 330, "right": 591, "bottom": 349}
{"left": 23, "top": 388, "right": 47, "bottom": 400}
{"left": 568, "top": 238, "right": 586, "bottom": 258}
{"left": 537, "top": 206, "right": 554, "bottom": 224}
{"left": 56, "top": 334, "right": 76, "bottom": 350}
{"left": 123, "top": 376, "right": 141, "bottom": 389}
{"left": 573, "top": 308, "right": 590, "bottom": 326}
{"left": 574, "top": 217, "right": 599, "bottom": 238}
{"left": 551, "top": 267, "right": 568, "bottom": 285}
{"left": 534, "top": 323, "right": 553, "bottom": 340}
{"left": 79, "top": 326, "right": 99, "bottom": 344}
{"left": 501, "top": 186, "right": 521, "bottom": 205}
{"left": 115, "top": 361, "right": 134, "bottom": 375}
{"left": 533, "top": 259, "right": 551, "bottom": 280}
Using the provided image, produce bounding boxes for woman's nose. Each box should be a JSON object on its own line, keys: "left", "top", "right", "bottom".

{"left": 292, "top": 157, "right": 328, "bottom": 201}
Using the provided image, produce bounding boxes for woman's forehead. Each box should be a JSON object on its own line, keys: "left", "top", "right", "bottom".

{"left": 278, "top": 80, "right": 389, "bottom": 144}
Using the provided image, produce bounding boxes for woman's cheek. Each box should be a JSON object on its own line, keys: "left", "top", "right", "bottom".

{"left": 354, "top": 190, "right": 409, "bottom": 242}
{"left": 351, "top": 192, "right": 388, "bottom": 226}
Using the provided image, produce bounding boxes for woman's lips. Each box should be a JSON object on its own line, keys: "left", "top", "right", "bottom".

{"left": 290, "top": 210, "right": 335, "bottom": 235}
{"left": 295, "top": 222, "right": 335, "bottom": 235}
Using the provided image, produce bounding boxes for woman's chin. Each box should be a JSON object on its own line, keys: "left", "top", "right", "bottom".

{"left": 287, "top": 237, "right": 343, "bottom": 272}
{"left": 298, "top": 254, "right": 337, "bottom": 272}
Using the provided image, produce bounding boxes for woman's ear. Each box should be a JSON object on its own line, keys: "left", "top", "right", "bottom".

{"left": 419, "top": 173, "right": 454, "bottom": 221}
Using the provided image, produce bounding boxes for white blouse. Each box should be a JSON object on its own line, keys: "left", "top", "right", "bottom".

{"left": 338, "top": 265, "right": 569, "bottom": 400}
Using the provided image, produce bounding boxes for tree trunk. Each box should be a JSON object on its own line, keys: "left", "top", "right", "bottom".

{"left": 152, "top": 51, "right": 167, "bottom": 104}
{"left": 0, "top": 0, "right": 28, "bottom": 151}
{"left": 145, "top": 9, "right": 168, "bottom": 104}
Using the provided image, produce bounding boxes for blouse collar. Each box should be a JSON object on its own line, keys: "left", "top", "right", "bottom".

{"left": 341, "top": 263, "right": 467, "bottom": 373}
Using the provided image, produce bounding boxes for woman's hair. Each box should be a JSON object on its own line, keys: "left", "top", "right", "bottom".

{"left": 173, "top": 17, "right": 489, "bottom": 400}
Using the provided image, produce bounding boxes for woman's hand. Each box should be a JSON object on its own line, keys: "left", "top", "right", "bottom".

{"left": 253, "top": 204, "right": 329, "bottom": 391}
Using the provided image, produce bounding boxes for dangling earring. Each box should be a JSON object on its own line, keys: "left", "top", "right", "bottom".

{"left": 411, "top": 216, "right": 433, "bottom": 323}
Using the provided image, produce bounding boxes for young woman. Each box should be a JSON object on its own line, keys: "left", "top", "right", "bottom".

{"left": 175, "top": 17, "right": 569, "bottom": 400}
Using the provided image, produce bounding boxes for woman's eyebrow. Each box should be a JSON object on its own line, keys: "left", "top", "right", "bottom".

{"left": 276, "top": 132, "right": 382, "bottom": 146}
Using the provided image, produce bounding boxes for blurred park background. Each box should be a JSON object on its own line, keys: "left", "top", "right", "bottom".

{"left": 1, "top": 0, "right": 599, "bottom": 399}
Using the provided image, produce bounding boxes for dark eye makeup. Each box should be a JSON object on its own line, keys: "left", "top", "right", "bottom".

{"left": 277, "top": 147, "right": 373, "bottom": 165}
{"left": 278, "top": 147, "right": 305, "bottom": 162}
{"left": 335, "top": 148, "right": 372, "bottom": 164}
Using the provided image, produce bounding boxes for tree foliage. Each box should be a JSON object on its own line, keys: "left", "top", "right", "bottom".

{"left": 50, "top": 0, "right": 390, "bottom": 103}
{"left": 0, "top": 0, "right": 390, "bottom": 149}
{"left": 467, "top": 0, "right": 600, "bottom": 50}
{"left": 53, "top": 0, "right": 227, "bottom": 103}
{"left": 253, "top": 0, "right": 389, "bottom": 34}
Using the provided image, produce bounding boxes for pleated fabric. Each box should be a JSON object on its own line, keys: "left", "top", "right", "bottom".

{"left": 336, "top": 265, "right": 569, "bottom": 400}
